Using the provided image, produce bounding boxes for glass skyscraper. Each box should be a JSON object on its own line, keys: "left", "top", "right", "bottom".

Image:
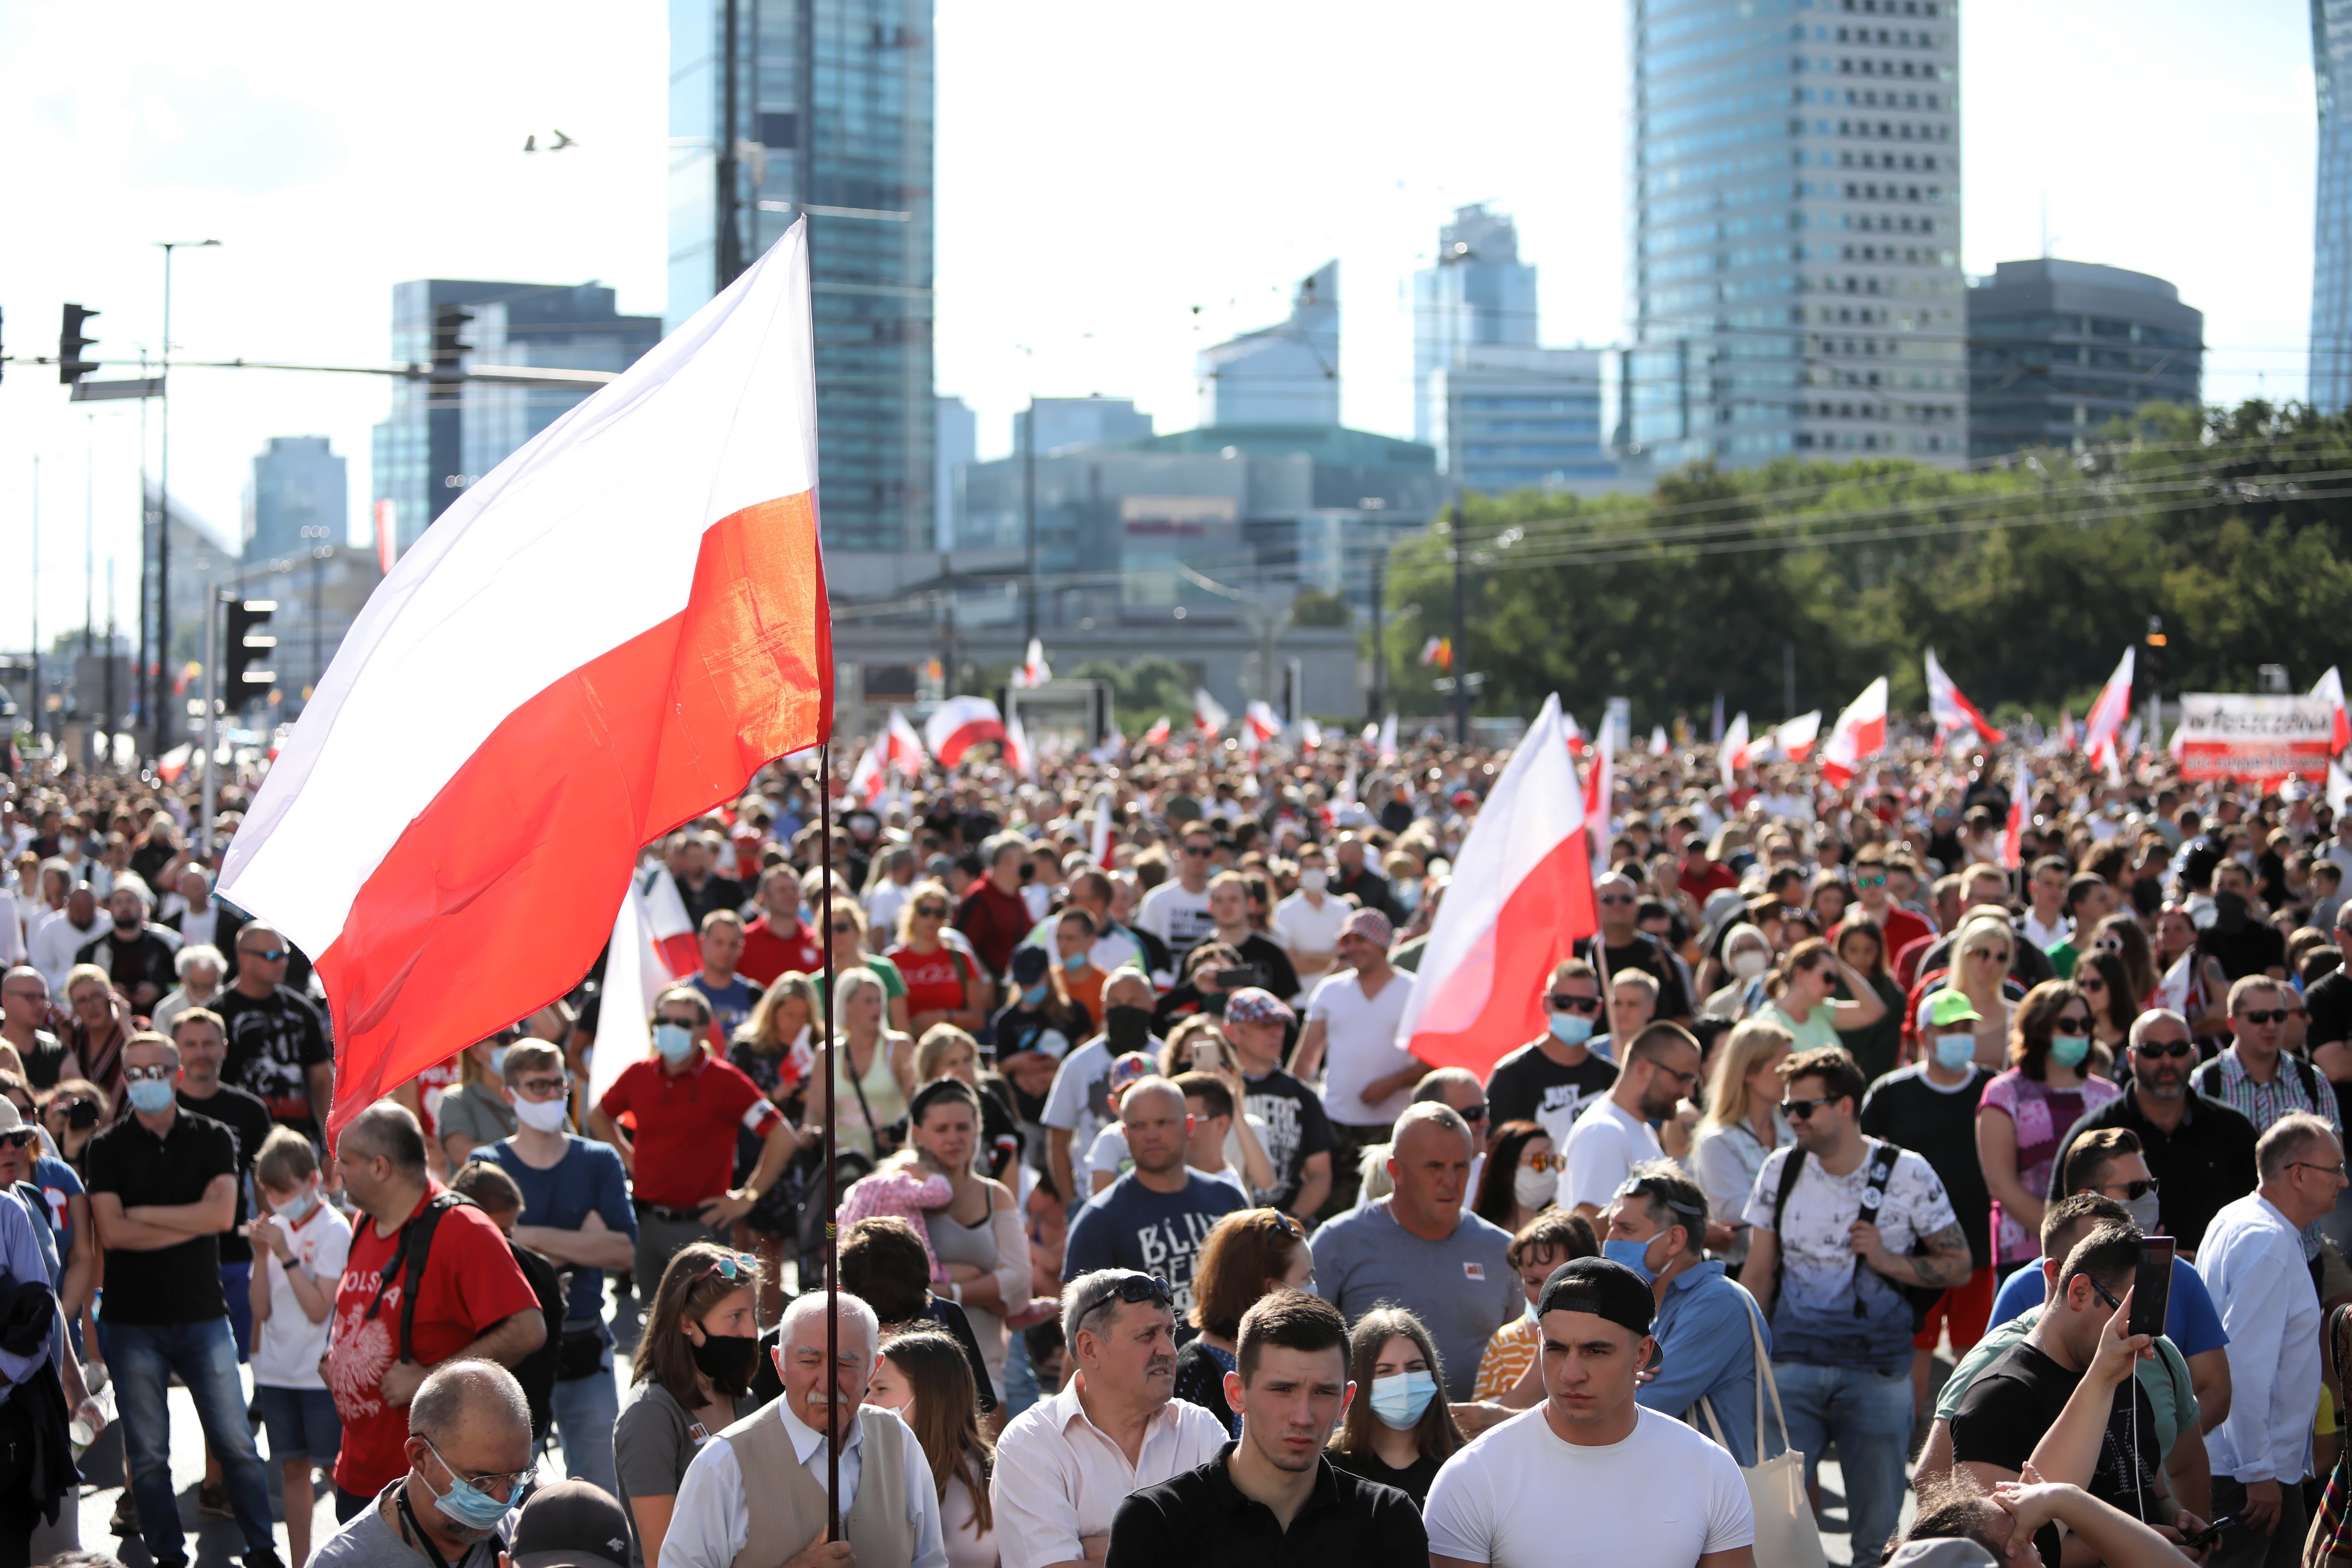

{"left": 668, "top": 0, "right": 936, "bottom": 554}
{"left": 2314, "top": 0, "right": 2352, "bottom": 412}
{"left": 1628, "top": 0, "right": 1967, "bottom": 468}
{"left": 1413, "top": 205, "right": 1540, "bottom": 445}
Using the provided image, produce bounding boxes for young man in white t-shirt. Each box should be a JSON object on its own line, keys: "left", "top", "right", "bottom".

{"left": 1272, "top": 844, "right": 1350, "bottom": 990}
{"left": 247, "top": 1125, "right": 354, "bottom": 1568}
{"left": 1424, "top": 1255, "right": 1755, "bottom": 1568}
{"left": 1292, "top": 909, "right": 1422, "bottom": 1216}
{"left": 1558, "top": 1023, "right": 1702, "bottom": 1217}
{"left": 1135, "top": 824, "right": 1221, "bottom": 961}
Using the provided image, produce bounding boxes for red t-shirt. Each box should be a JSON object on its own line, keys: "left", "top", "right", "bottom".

{"left": 886, "top": 943, "right": 967, "bottom": 1019}
{"left": 1678, "top": 859, "right": 1738, "bottom": 902}
{"left": 954, "top": 881, "right": 1030, "bottom": 979}
{"left": 1871, "top": 904, "right": 1934, "bottom": 968}
{"left": 739, "top": 915, "right": 824, "bottom": 987}
{"left": 597, "top": 1053, "right": 782, "bottom": 1209}
{"left": 326, "top": 1184, "right": 544, "bottom": 1496}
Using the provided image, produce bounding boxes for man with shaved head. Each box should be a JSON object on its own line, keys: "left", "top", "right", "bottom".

{"left": 310, "top": 1359, "right": 534, "bottom": 1568}
{"left": 214, "top": 919, "right": 335, "bottom": 1137}
{"left": 1060, "top": 1075, "right": 1246, "bottom": 1320}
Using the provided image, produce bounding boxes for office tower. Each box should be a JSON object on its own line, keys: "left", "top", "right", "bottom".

{"left": 247, "top": 437, "right": 348, "bottom": 564}
{"left": 1966, "top": 259, "right": 2203, "bottom": 458}
{"left": 1428, "top": 346, "right": 1615, "bottom": 492}
{"left": 1413, "top": 204, "right": 1539, "bottom": 444}
{"left": 935, "top": 396, "right": 975, "bottom": 549}
{"left": 669, "top": 0, "right": 936, "bottom": 553}
{"left": 371, "top": 281, "right": 660, "bottom": 551}
{"left": 2315, "top": 0, "right": 2352, "bottom": 411}
{"left": 1198, "top": 263, "right": 1341, "bottom": 427}
{"left": 1627, "top": 0, "right": 1967, "bottom": 467}
{"left": 1013, "top": 396, "right": 1155, "bottom": 457}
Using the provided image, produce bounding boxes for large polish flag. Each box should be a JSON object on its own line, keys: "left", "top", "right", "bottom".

{"left": 2315, "top": 666, "right": 2350, "bottom": 754}
{"left": 1817, "top": 676, "right": 1889, "bottom": 786}
{"left": 220, "top": 223, "right": 832, "bottom": 1140}
{"left": 925, "top": 695, "right": 1004, "bottom": 766}
{"left": 1925, "top": 648, "right": 2005, "bottom": 745}
{"left": 1396, "top": 695, "right": 1598, "bottom": 1078}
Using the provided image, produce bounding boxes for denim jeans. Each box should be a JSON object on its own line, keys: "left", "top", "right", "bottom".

{"left": 548, "top": 1331, "right": 621, "bottom": 1496}
{"left": 100, "top": 1315, "right": 277, "bottom": 1567}
{"left": 1772, "top": 1358, "right": 1916, "bottom": 1568}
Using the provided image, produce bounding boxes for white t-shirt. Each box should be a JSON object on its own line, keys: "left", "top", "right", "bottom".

{"left": 1424, "top": 1405, "right": 1754, "bottom": 1568}
{"left": 251, "top": 1200, "right": 353, "bottom": 1389}
{"left": 1307, "top": 968, "right": 1418, "bottom": 1125}
{"left": 1135, "top": 880, "right": 1216, "bottom": 954}
{"left": 1558, "top": 1095, "right": 1665, "bottom": 1212}
{"left": 1273, "top": 891, "right": 1350, "bottom": 965}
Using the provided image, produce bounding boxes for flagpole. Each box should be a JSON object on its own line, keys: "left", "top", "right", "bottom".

{"left": 818, "top": 739, "right": 841, "bottom": 1541}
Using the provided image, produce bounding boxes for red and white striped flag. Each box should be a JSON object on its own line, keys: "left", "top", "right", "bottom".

{"left": 1818, "top": 676, "right": 1889, "bottom": 786}
{"left": 2082, "top": 647, "right": 2135, "bottom": 778}
{"left": 1002, "top": 708, "right": 1035, "bottom": 778}
{"left": 848, "top": 732, "right": 889, "bottom": 806}
{"left": 1583, "top": 713, "right": 1614, "bottom": 860}
{"left": 1925, "top": 648, "right": 2005, "bottom": 745}
{"left": 220, "top": 223, "right": 830, "bottom": 1140}
{"left": 2315, "top": 666, "right": 2350, "bottom": 754}
{"left": 1244, "top": 701, "right": 1282, "bottom": 743}
{"left": 925, "top": 695, "right": 1004, "bottom": 766}
{"left": 1562, "top": 710, "right": 1588, "bottom": 759}
{"left": 1194, "top": 688, "right": 1230, "bottom": 737}
{"left": 1141, "top": 716, "right": 1172, "bottom": 747}
{"left": 885, "top": 707, "right": 927, "bottom": 774}
{"left": 587, "top": 861, "right": 709, "bottom": 1111}
{"left": 2001, "top": 757, "right": 2031, "bottom": 871}
{"left": 1011, "top": 637, "right": 1051, "bottom": 688}
{"left": 1396, "top": 695, "right": 1598, "bottom": 1078}
{"left": 1772, "top": 710, "right": 1822, "bottom": 762}
{"left": 1719, "top": 712, "right": 1749, "bottom": 790}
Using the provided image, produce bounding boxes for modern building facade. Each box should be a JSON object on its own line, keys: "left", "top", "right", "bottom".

{"left": 1413, "top": 204, "right": 1540, "bottom": 445}
{"left": 1197, "top": 264, "right": 1340, "bottom": 427}
{"left": 246, "top": 437, "right": 348, "bottom": 564}
{"left": 1015, "top": 396, "right": 1155, "bottom": 458}
{"left": 1627, "top": 0, "right": 1967, "bottom": 468}
{"left": 2314, "top": 0, "right": 2352, "bottom": 412}
{"left": 934, "top": 396, "right": 975, "bottom": 549}
{"left": 1966, "top": 259, "right": 2204, "bottom": 457}
{"left": 1428, "top": 346, "right": 1615, "bottom": 493}
{"left": 669, "top": 0, "right": 936, "bottom": 553}
{"left": 370, "top": 281, "right": 660, "bottom": 551}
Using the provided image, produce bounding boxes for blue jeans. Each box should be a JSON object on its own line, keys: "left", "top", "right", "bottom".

{"left": 100, "top": 1315, "right": 277, "bottom": 1567}
{"left": 548, "top": 1352, "right": 621, "bottom": 1495}
{"left": 1772, "top": 1358, "right": 1916, "bottom": 1568}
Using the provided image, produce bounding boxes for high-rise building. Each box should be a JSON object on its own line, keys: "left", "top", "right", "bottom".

{"left": 1627, "top": 0, "right": 1967, "bottom": 468}
{"left": 2314, "top": 0, "right": 2352, "bottom": 411}
{"left": 934, "top": 396, "right": 975, "bottom": 550}
{"left": 1014, "top": 396, "right": 1155, "bottom": 457}
{"left": 669, "top": 0, "right": 936, "bottom": 554}
{"left": 1966, "top": 259, "right": 2203, "bottom": 458}
{"left": 1197, "top": 263, "right": 1340, "bottom": 427}
{"left": 1429, "top": 347, "right": 1615, "bottom": 493}
{"left": 371, "top": 281, "right": 660, "bottom": 551}
{"left": 1413, "top": 205, "right": 1539, "bottom": 444}
{"left": 246, "top": 437, "right": 348, "bottom": 564}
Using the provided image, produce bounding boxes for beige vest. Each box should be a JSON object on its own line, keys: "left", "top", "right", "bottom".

{"left": 723, "top": 1404, "right": 916, "bottom": 1568}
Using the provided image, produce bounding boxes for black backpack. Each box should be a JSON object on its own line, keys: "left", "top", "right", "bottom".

{"left": 2192, "top": 1053, "right": 2319, "bottom": 1107}
{"left": 360, "top": 1192, "right": 561, "bottom": 1428}
{"left": 1771, "top": 1139, "right": 1946, "bottom": 1333}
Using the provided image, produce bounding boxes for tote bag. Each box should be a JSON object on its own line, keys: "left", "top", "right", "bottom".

{"left": 1696, "top": 1304, "right": 1827, "bottom": 1568}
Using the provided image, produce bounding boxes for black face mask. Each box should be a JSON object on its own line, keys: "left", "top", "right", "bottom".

{"left": 2213, "top": 890, "right": 2250, "bottom": 935}
{"left": 690, "top": 1332, "right": 760, "bottom": 1394}
{"left": 1105, "top": 1005, "right": 1153, "bottom": 1052}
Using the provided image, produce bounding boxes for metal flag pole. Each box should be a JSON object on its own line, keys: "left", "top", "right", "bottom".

{"left": 818, "top": 739, "right": 841, "bottom": 1541}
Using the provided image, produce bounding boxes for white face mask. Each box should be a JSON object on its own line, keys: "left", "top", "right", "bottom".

{"left": 513, "top": 1095, "right": 568, "bottom": 1134}
{"left": 1298, "top": 868, "right": 1328, "bottom": 893}
{"left": 1731, "top": 949, "right": 1769, "bottom": 980}
{"left": 1513, "top": 1164, "right": 1555, "bottom": 1209}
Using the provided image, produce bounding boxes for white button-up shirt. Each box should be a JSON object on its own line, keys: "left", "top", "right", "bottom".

{"left": 989, "top": 1377, "right": 1227, "bottom": 1568}
{"left": 2196, "top": 1192, "right": 2323, "bottom": 1485}
{"left": 660, "top": 1398, "right": 945, "bottom": 1568}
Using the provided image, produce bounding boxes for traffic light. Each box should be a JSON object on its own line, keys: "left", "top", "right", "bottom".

{"left": 2144, "top": 615, "right": 2168, "bottom": 691}
{"left": 58, "top": 304, "right": 99, "bottom": 386}
{"left": 222, "top": 598, "right": 278, "bottom": 704}
{"left": 430, "top": 303, "right": 474, "bottom": 384}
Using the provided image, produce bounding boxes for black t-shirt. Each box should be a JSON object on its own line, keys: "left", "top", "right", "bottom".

{"left": 2310, "top": 970, "right": 2352, "bottom": 1049}
{"left": 214, "top": 985, "right": 334, "bottom": 1123}
{"left": 178, "top": 1083, "right": 274, "bottom": 1266}
{"left": 75, "top": 925, "right": 180, "bottom": 1000}
{"left": 1484, "top": 1038, "right": 1618, "bottom": 1149}
{"left": 1239, "top": 1068, "right": 1336, "bottom": 1214}
{"left": 2199, "top": 918, "right": 2288, "bottom": 983}
{"left": 676, "top": 874, "right": 744, "bottom": 934}
{"left": 84, "top": 1106, "right": 237, "bottom": 1323}
{"left": 1951, "top": 1337, "right": 2160, "bottom": 1553}
{"left": 1325, "top": 1444, "right": 1445, "bottom": 1508}
{"left": 1573, "top": 932, "right": 1693, "bottom": 1019}
{"left": 1858, "top": 1063, "right": 1996, "bottom": 1267}
{"left": 11, "top": 1031, "right": 68, "bottom": 1090}
{"left": 1178, "top": 932, "right": 1300, "bottom": 1007}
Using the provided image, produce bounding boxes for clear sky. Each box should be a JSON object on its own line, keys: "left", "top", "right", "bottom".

{"left": 0, "top": 0, "right": 2318, "bottom": 649}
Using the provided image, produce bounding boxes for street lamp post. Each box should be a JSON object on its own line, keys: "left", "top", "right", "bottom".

{"left": 155, "top": 238, "right": 222, "bottom": 760}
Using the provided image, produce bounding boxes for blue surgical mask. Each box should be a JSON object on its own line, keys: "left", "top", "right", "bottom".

{"left": 1369, "top": 1370, "right": 1438, "bottom": 1430}
{"left": 1932, "top": 1033, "right": 1977, "bottom": 1071}
{"left": 1063, "top": 951, "right": 1089, "bottom": 972}
{"left": 272, "top": 1186, "right": 319, "bottom": 1222}
{"left": 1548, "top": 1012, "right": 1595, "bottom": 1047}
{"left": 421, "top": 1438, "right": 516, "bottom": 1531}
{"left": 489, "top": 1045, "right": 509, "bottom": 1078}
{"left": 2048, "top": 1034, "right": 2092, "bottom": 1069}
{"left": 127, "top": 1078, "right": 175, "bottom": 1115}
{"left": 654, "top": 1022, "right": 698, "bottom": 1062}
{"left": 1021, "top": 982, "right": 1049, "bottom": 1006}
{"left": 1603, "top": 1235, "right": 1662, "bottom": 1286}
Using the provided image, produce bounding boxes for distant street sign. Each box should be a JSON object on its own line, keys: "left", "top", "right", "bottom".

{"left": 70, "top": 377, "right": 164, "bottom": 402}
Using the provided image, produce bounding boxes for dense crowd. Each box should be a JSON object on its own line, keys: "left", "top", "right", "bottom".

{"left": 0, "top": 720, "right": 2347, "bottom": 1568}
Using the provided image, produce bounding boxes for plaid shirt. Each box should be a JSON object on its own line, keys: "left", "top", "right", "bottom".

{"left": 2200, "top": 1043, "right": 2343, "bottom": 1260}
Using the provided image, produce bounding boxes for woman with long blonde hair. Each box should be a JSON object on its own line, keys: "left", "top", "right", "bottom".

{"left": 1687, "top": 1019, "right": 1794, "bottom": 1267}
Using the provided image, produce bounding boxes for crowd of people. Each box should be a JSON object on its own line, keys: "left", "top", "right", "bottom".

{"left": 3, "top": 718, "right": 2352, "bottom": 1568}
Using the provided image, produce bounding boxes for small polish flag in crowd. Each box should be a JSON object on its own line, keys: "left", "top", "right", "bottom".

{"left": 847, "top": 732, "right": 889, "bottom": 805}
{"left": 1772, "top": 710, "right": 1822, "bottom": 762}
{"left": 925, "top": 695, "right": 1006, "bottom": 767}
{"left": 2315, "top": 665, "right": 2350, "bottom": 754}
{"left": 220, "top": 222, "right": 831, "bottom": 1139}
{"left": 2001, "top": 757, "right": 2031, "bottom": 870}
{"left": 1647, "top": 724, "right": 1669, "bottom": 758}
{"left": 1562, "top": 710, "right": 1587, "bottom": 759}
{"left": 1298, "top": 716, "right": 1322, "bottom": 749}
{"left": 588, "top": 861, "right": 707, "bottom": 1111}
{"left": 1396, "top": 694, "right": 1598, "bottom": 1080}
{"left": 1925, "top": 648, "right": 2005, "bottom": 745}
{"left": 1377, "top": 712, "right": 1399, "bottom": 763}
{"left": 1817, "top": 676, "right": 1888, "bottom": 786}
{"left": 1245, "top": 701, "right": 1283, "bottom": 743}
{"left": 2081, "top": 646, "right": 2135, "bottom": 779}
{"left": 886, "top": 707, "right": 927, "bottom": 773}
{"left": 1583, "top": 716, "right": 1614, "bottom": 855}
{"left": 1194, "top": 688, "right": 1230, "bottom": 736}
{"left": 1719, "top": 712, "right": 1750, "bottom": 790}
{"left": 1141, "top": 715, "right": 1172, "bottom": 746}
{"left": 1419, "top": 636, "right": 1452, "bottom": 670}
{"left": 1001, "top": 708, "right": 1035, "bottom": 778}
{"left": 1011, "top": 638, "right": 1052, "bottom": 688}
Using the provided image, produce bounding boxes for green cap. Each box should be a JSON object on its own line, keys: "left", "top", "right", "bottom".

{"left": 1925, "top": 990, "right": 1984, "bottom": 1030}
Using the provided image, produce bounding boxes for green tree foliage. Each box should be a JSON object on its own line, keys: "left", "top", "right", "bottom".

{"left": 1067, "top": 656, "right": 1194, "bottom": 732}
{"left": 1289, "top": 588, "right": 1352, "bottom": 627}
{"left": 1381, "top": 401, "right": 2352, "bottom": 721}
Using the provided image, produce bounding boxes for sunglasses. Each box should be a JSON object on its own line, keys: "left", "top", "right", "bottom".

{"left": 1549, "top": 993, "right": 1603, "bottom": 1015}
{"left": 831, "top": 923, "right": 856, "bottom": 935}
{"left": 1457, "top": 1101, "right": 1489, "bottom": 1123}
{"left": 1074, "top": 1270, "right": 1173, "bottom": 1323}
{"left": 1781, "top": 1096, "right": 1834, "bottom": 1120}
{"left": 2237, "top": 1008, "right": 2289, "bottom": 1025}
{"left": 1524, "top": 1152, "right": 1568, "bottom": 1174}
{"left": 705, "top": 1251, "right": 762, "bottom": 1282}
{"left": 2096, "top": 1177, "right": 2160, "bottom": 1201}
{"left": 2132, "top": 1039, "right": 2194, "bottom": 1059}
{"left": 2052, "top": 1015, "right": 2094, "bottom": 1033}
{"left": 0, "top": 1129, "right": 33, "bottom": 1150}
{"left": 1182, "top": 846, "right": 1214, "bottom": 858}
{"left": 913, "top": 905, "right": 948, "bottom": 919}
{"left": 241, "top": 947, "right": 291, "bottom": 963}
{"left": 1855, "top": 873, "right": 1887, "bottom": 889}
{"left": 1597, "top": 894, "right": 1636, "bottom": 906}
{"left": 123, "top": 1064, "right": 173, "bottom": 1085}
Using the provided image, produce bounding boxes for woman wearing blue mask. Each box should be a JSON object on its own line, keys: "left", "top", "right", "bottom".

{"left": 1977, "top": 980, "right": 2123, "bottom": 1279}
{"left": 1326, "top": 1306, "right": 1464, "bottom": 1506}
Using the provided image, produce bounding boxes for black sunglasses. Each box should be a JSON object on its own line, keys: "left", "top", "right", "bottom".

{"left": 1549, "top": 993, "right": 1603, "bottom": 1014}
{"left": 2097, "top": 1177, "right": 2160, "bottom": 1201}
{"left": 241, "top": 947, "right": 291, "bottom": 963}
{"left": 1074, "top": 1270, "right": 1172, "bottom": 1324}
{"left": 2052, "top": 1015, "right": 2094, "bottom": 1033}
{"left": 2238, "top": 1008, "right": 2289, "bottom": 1025}
{"left": 2132, "top": 1039, "right": 2194, "bottom": 1059}
{"left": 1781, "top": 1096, "right": 1834, "bottom": 1120}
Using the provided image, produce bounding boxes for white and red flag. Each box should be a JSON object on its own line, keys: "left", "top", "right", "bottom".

{"left": 1244, "top": 701, "right": 1282, "bottom": 744}
{"left": 1583, "top": 711, "right": 1614, "bottom": 858}
{"left": 2001, "top": 757, "right": 2031, "bottom": 871}
{"left": 1194, "top": 688, "right": 1230, "bottom": 737}
{"left": 2315, "top": 666, "right": 2351, "bottom": 754}
{"left": 1817, "top": 676, "right": 1889, "bottom": 786}
{"left": 1925, "top": 648, "right": 2005, "bottom": 745}
{"left": 1648, "top": 725, "right": 1669, "bottom": 758}
{"left": 220, "top": 223, "right": 831, "bottom": 1141}
{"left": 925, "top": 695, "right": 1004, "bottom": 766}
{"left": 2081, "top": 647, "right": 2135, "bottom": 777}
{"left": 1395, "top": 694, "right": 1598, "bottom": 1078}
{"left": 1001, "top": 708, "right": 1035, "bottom": 778}
{"left": 1011, "top": 638, "right": 1051, "bottom": 688}
{"left": 1562, "top": 710, "right": 1588, "bottom": 759}
{"left": 885, "top": 707, "right": 926, "bottom": 774}
{"left": 847, "top": 733, "right": 889, "bottom": 806}
{"left": 1718, "top": 712, "right": 1750, "bottom": 791}
{"left": 1140, "top": 716, "right": 1172, "bottom": 747}
{"left": 1377, "top": 712, "right": 1399, "bottom": 764}
{"left": 1772, "top": 710, "right": 1822, "bottom": 762}
{"left": 586, "top": 861, "right": 707, "bottom": 1111}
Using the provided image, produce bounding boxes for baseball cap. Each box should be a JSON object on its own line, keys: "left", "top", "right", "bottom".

{"left": 1108, "top": 1052, "right": 1157, "bottom": 1096}
{"left": 1340, "top": 908, "right": 1393, "bottom": 948}
{"left": 1223, "top": 987, "right": 1295, "bottom": 1027}
{"left": 1535, "top": 1256, "right": 1655, "bottom": 1337}
{"left": 1010, "top": 946, "right": 1051, "bottom": 986}
{"left": 509, "top": 1480, "right": 633, "bottom": 1568}
{"left": 1924, "top": 991, "right": 1984, "bottom": 1031}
